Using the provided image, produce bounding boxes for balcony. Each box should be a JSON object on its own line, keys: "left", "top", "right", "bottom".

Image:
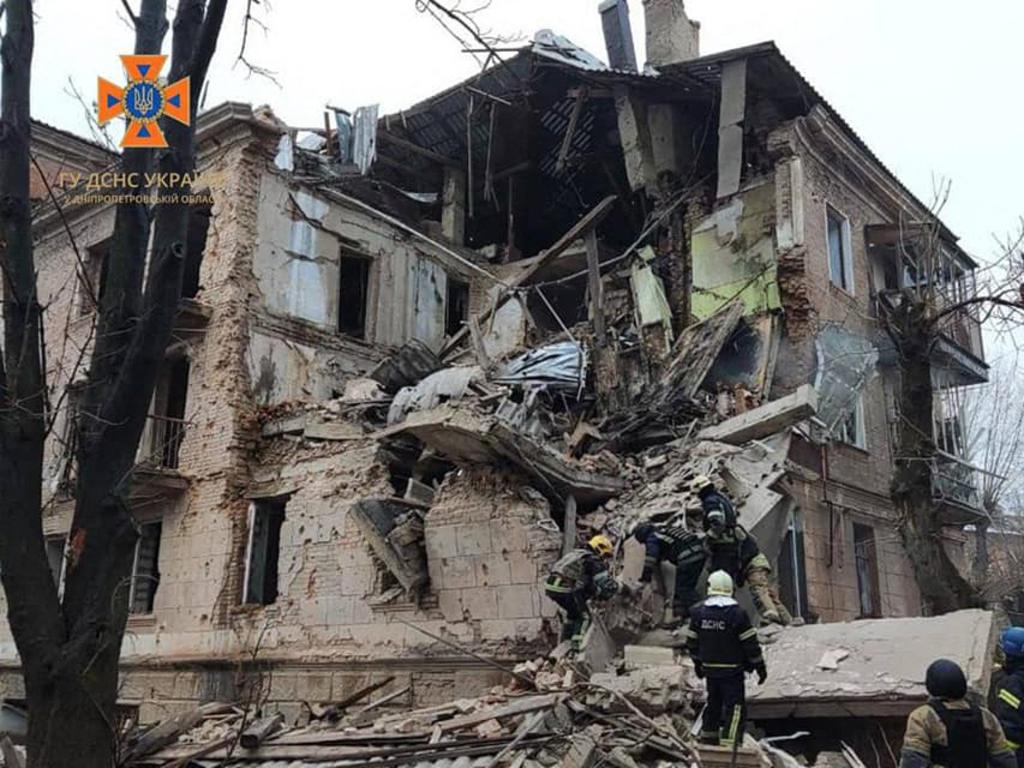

{"left": 132, "top": 415, "right": 190, "bottom": 499}
{"left": 866, "top": 224, "right": 989, "bottom": 387}
{"left": 138, "top": 414, "right": 187, "bottom": 471}
{"left": 932, "top": 457, "right": 985, "bottom": 526}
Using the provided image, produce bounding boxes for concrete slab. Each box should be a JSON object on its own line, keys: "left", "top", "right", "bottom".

{"left": 748, "top": 609, "right": 997, "bottom": 718}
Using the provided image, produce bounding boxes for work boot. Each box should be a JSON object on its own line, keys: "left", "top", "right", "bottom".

{"left": 699, "top": 732, "right": 720, "bottom": 746}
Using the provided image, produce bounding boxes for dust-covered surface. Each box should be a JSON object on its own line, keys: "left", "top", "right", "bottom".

{"left": 749, "top": 609, "right": 996, "bottom": 709}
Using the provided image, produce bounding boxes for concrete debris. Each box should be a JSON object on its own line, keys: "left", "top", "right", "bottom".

{"left": 371, "top": 339, "right": 444, "bottom": 394}
{"left": 698, "top": 383, "right": 817, "bottom": 445}
{"left": 816, "top": 648, "right": 850, "bottom": 671}
{"left": 748, "top": 609, "right": 997, "bottom": 718}
{"left": 388, "top": 366, "right": 484, "bottom": 424}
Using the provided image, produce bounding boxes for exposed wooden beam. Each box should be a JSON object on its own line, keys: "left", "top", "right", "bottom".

{"left": 378, "top": 131, "right": 461, "bottom": 168}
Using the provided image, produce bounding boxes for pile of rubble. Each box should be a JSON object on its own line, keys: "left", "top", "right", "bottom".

{"left": 120, "top": 649, "right": 748, "bottom": 767}
{"left": 115, "top": 623, "right": 905, "bottom": 767}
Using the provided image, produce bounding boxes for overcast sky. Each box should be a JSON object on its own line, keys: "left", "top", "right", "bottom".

{"left": 26, "top": 0, "right": 1024, "bottom": 354}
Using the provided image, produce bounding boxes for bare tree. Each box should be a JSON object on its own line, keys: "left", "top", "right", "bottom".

{"left": 957, "top": 356, "right": 1024, "bottom": 595}
{"left": 877, "top": 196, "right": 1024, "bottom": 615}
{"left": 0, "top": 1, "right": 227, "bottom": 766}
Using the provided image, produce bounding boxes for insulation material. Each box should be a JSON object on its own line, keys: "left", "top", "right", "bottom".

{"left": 388, "top": 366, "right": 482, "bottom": 425}
{"left": 813, "top": 325, "right": 879, "bottom": 433}
{"left": 630, "top": 246, "right": 674, "bottom": 344}
{"left": 494, "top": 341, "right": 587, "bottom": 396}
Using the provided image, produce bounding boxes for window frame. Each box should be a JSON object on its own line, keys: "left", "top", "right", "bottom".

{"left": 838, "top": 393, "right": 867, "bottom": 450}
{"left": 337, "top": 251, "right": 372, "bottom": 339}
{"left": 128, "top": 520, "right": 163, "bottom": 616}
{"left": 826, "top": 205, "right": 855, "bottom": 294}
{"left": 242, "top": 498, "right": 288, "bottom": 606}
{"left": 853, "top": 522, "right": 882, "bottom": 618}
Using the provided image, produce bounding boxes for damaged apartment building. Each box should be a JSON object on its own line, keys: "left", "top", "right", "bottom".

{"left": 0, "top": 0, "right": 989, "bottom": 724}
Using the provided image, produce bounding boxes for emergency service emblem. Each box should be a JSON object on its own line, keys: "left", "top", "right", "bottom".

{"left": 97, "top": 55, "right": 190, "bottom": 148}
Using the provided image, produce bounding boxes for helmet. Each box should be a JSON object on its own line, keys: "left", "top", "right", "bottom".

{"left": 589, "top": 535, "right": 614, "bottom": 558}
{"left": 690, "top": 474, "right": 714, "bottom": 495}
{"left": 925, "top": 659, "right": 967, "bottom": 700}
{"left": 707, "top": 570, "right": 734, "bottom": 597}
{"left": 1003, "top": 626, "right": 1024, "bottom": 658}
{"left": 632, "top": 523, "right": 654, "bottom": 543}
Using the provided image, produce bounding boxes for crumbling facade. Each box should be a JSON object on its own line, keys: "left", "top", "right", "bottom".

{"left": 1, "top": 0, "right": 988, "bottom": 724}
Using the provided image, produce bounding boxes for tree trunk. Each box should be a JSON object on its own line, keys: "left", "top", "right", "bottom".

{"left": 891, "top": 307, "right": 981, "bottom": 614}
{"left": 0, "top": 0, "right": 227, "bottom": 763}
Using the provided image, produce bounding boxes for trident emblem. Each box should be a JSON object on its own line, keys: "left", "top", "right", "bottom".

{"left": 97, "top": 55, "right": 190, "bottom": 148}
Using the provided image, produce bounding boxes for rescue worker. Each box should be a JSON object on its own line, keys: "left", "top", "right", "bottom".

{"left": 683, "top": 570, "right": 766, "bottom": 748}
{"left": 692, "top": 475, "right": 792, "bottom": 626}
{"left": 544, "top": 535, "right": 619, "bottom": 648}
{"left": 994, "top": 626, "right": 1024, "bottom": 765}
{"left": 899, "top": 658, "right": 1016, "bottom": 768}
{"left": 633, "top": 520, "right": 706, "bottom": 623}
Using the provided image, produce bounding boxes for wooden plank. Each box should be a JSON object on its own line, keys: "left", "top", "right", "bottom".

{"left": 436, "top": 694, "right": 565, "bottom": 733}
{"left": 378, "top": 131, "right": 460, "bottom": 168}
{"left": 441, "top": 195, "right": 618, "bottom": 357}
{"left": 240, "top": 713, "right": 284, "bottom": 749}
{"left": 584, "top": 230, "right": 606, "bottom": 343}
{"left": 555, "top": 88, "right": 588, "bottom": 174}
{"left": 126, "top": 701, "right": 235, "bottom": 762}
{"left": 562, "top": 495, "right": 577, "bottom": 557}
{"left": 332, "top": 675, "right": 397, "bottom": 711}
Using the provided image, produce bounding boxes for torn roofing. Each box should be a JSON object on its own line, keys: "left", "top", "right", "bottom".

{"left": 664, "top": 41, "right": 966, "bottom": 249}
{"left": 382, "top": 34, "right": 967, "bottom": 254}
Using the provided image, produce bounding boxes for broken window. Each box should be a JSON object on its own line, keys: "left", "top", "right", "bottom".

{"left": 182, "top": 203, "right": 211, "bottom": 299}
{"left": 777, "top": 513, "right": 808, "bottom": 620}
{"left": 853, "top": 523, "right": 881, "bottom": 618}
{"left": 838, "top": 393, "right": 866, "bottom": 449}
{"left": 445, "top": 278, "right": 470, "bottom": 337}
{"left": 77, "top": 239, "right": 110, "bottom": 317}
{"left": 45, "top": 536, "right": 66, "bottom": 590}
{"left": 339, "top": 253, "right": 371, "bottom": 338}
{"left": 129, "top": 521, "right": 162, "bottom": 615}
{"left": 826, "top": 207, "right": 853, "bottom": 293}
{"left": 243, "top": 498, "right": 287, "bottom": 606}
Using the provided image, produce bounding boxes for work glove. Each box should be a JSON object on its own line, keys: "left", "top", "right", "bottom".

{"left": 755, "top": 664, "right": 767, "bottom": 686}
{"left": 693, "top": 661, "right": 705, "bottom": 679}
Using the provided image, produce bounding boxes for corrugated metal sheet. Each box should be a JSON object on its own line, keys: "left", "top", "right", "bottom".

{"left": 352, "top": 104, "right": 379, "bottom": 175}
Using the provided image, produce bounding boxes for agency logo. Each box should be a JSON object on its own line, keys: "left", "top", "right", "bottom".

{"left": 97, "top": 55, "right": 190, "bottom": 148}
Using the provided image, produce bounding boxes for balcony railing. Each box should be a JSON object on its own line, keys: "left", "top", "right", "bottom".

{"left": 138, "top": 414, "right": 187, "bottom": 470}
{"left": 931, "top": 457, "right": 984, "bottom": 524}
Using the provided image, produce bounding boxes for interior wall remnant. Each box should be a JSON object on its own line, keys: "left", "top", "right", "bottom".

{"left": 716, "top": 58, "right": 747, "bottom": 199}
{"left": 613, "top": 86, "right": 655, "bottom": 192}
{"left": 691, "top": 182, "right": 780, "bottom": 319}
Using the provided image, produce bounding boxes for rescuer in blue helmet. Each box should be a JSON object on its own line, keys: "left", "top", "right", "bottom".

{"left": 995, "top": 626, "right": 1024, "bottom": 765}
